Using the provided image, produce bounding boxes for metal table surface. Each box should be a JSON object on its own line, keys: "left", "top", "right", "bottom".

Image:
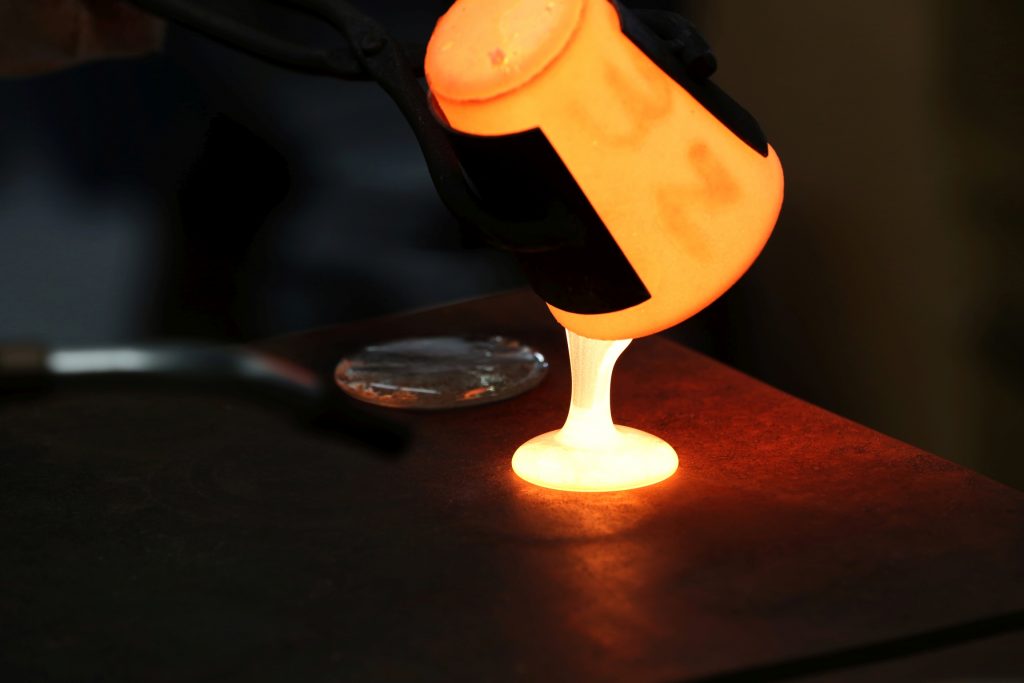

{"left": 2, "top": 290, "right": 1023, "bottom": 682}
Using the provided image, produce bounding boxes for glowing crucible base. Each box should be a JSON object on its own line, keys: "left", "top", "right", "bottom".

{"left": 512, "top": 331, "right": 678, "bottom": 492}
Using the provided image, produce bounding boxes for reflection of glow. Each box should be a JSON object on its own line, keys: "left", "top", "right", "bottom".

{"left": 506, "top": 481, "right": 672, "bottom": 674}
{"left": 513, "top": 331, "right": 678, "bottom": 492}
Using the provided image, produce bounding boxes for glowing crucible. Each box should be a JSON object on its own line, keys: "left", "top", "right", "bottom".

{"left": 425, "top": 0, "right": 783, "bottom": 491}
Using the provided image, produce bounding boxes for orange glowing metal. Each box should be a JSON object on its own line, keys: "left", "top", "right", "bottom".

{"left": 427, "top": 0, "right": 783, "bottom": 491}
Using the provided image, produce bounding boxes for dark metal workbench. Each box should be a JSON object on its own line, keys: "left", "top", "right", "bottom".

{"left": 2, "top": 291, "right": 1022, "bottom": 681}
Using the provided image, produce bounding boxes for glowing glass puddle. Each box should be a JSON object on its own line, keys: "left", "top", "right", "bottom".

{"left": 512, "top": 330, "right": 678, "bottom": 492}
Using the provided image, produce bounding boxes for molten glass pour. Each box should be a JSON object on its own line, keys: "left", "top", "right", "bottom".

{"left": 512, "top": 330, "right": 679, "bottom": 492}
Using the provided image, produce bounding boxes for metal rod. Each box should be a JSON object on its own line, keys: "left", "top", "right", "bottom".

{"left": 0, "top": 343, "right": 409, "bottom": 455}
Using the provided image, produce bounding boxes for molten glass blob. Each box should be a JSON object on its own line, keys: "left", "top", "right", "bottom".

{"left": 512, "top": 330, "right": 678, "bottom": 492}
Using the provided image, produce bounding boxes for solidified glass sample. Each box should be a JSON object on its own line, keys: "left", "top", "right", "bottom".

{"left": 512, "top": 330, "right": 678, "bottom": 492}
{"left": 335, "top": 336, "right": 548, "bottom": 410}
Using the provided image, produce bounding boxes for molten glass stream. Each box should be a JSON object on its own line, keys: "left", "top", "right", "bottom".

{"left": 512, "top": 330, "right": 678, "bottom": 492}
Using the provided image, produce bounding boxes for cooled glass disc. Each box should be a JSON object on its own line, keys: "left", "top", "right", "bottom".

{"left": 335, "top": 336, "right": 549, "bottom": 410}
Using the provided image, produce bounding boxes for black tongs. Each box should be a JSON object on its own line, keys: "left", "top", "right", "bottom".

{"left": 126, "top": 0, "right": 721, "bottom": 253}
{"left": 128, "top": 0, "right": 590, "bottom": 253}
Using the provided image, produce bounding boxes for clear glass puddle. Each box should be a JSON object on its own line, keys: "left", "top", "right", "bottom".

{"left": 336, "top": 336, "right": 549, "bottom": 410}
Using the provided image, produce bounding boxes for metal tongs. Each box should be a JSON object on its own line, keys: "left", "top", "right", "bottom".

{"left": 126, "top": 0, "right": 720, "bottom": 253}
{"left": 127, "top": 0, "right": 589, "bottom": 254}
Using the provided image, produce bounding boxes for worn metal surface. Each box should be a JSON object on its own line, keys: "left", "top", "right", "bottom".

{"left": 2, "top": 290, "right": 1023, "bottom": 681}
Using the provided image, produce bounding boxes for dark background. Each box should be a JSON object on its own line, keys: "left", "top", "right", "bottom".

{"left": 0, "top": 0, "right": 1021, "bottom": 487}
